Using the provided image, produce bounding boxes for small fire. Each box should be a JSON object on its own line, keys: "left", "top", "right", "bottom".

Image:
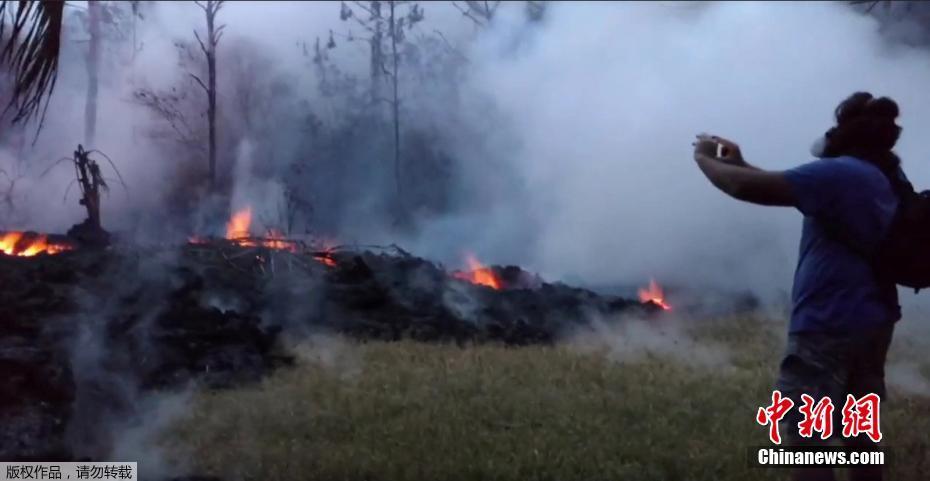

{"left": 263, "top": 229, "right": 298, "bottom": 253}
{"left": 0, "top": 231, "right": 72, "bottom": 257}
{"left": 453, "top": 253, "right": 502, "bottom": 290}
{"left": 313, "top": 251, "right": 337, "bottom": 267}
{"left": 226, "top": 207, "right": 253, "bottom": 240}
{"left": 638, "top": 279, "right": 671, "bottom": 311}
{"left": 184, "top": 206, "right": 337, "bottom": 268}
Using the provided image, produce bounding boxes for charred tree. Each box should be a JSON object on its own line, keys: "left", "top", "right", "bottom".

{"left": 84, "top": 0, "right": 101, "bottom": 147}
{"left": 193, "top": 0, "right": 225, "bottom": 190}
{"left": 66, "top": 145, "right": 111, "bottom": 246}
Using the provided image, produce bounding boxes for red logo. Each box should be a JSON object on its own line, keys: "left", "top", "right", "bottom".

{"left": 757, "top": 392, "right": 882, "bottom": 444}
{"left": 841, "top": 393, "right": 882, "bottom": 442}
{"left": 797, "top": 394, "right": 834, "bottom": 440}
{"left": 756, "top": 390, "right": 794, "bottom": 444}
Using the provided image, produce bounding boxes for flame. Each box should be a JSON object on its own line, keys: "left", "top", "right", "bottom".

{"left": 638, "top": 279, "right": 671, "bottom": 310}
{"left": 0, "top": 231, "right": 72, "bottom": 257}
{"left": 453, "top": 253, "right": 502, "bottom": 290}
{"left": 262, "top": 229, "right": 298, "bottom": 252}
{"left": 193, "top": 207, "right": 336, "bottom": 267}
{"left": 311, "top": 238, "right": 337, "bottom": 267}
{"left": 226, "top": 207, "right": 253, "bottom": 239}
{"left": 313, "top": 252, "right": 337, "bottom": 267}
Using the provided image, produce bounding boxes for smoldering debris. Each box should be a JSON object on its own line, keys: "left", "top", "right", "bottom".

{"left": 0, "top": 238, "right": 663, "bottom": 466}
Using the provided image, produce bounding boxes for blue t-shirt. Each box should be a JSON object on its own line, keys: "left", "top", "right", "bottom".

{"left": 784, "top": 156, "right": 901, "bottom": 333}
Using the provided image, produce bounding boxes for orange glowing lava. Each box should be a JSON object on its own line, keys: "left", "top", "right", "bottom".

{"left": 453, "top": 253, "right": 502, "bottom": 290}
{"left": 0, "top": 231, "right": 72, "bottom": 257}
{"left": 638, "top": 279, "right": 671, "bottom": 310}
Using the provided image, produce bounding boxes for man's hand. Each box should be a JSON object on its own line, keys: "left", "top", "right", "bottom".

{"left": 693, "top": 135, "right": 718, "bottom": 159}
{"left": 691, "top": 133, "right": 795, "bottom": 206}
{"left": 693, "top": 133, "right": 747, "bottom": 167}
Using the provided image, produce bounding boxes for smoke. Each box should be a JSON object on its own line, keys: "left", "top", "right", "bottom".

{"left": 5, "top": 3, "right": 930, "bottom": 303}
{"left": 569, "top": 313, "right": 735, "bottom": 370}
{"left": 59, "top": 247, "right": 191, "bottom": 479}
{"left": 443, "top": 2, "right": 930, "bottom": 307}
{"left": 887, "top": 362, "right": 930, "bottom": 398}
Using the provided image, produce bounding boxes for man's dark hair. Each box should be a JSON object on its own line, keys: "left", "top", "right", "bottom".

{"left": 822, "top": 91, "right": 903, "bottom": 180}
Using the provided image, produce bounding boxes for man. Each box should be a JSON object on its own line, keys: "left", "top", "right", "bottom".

{"left": 693, "top": 92, "right": 903, "bottom": 481}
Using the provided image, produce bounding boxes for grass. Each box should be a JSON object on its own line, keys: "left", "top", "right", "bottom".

{"left": 162, "top": 316, "right": 930, "bottom": 481}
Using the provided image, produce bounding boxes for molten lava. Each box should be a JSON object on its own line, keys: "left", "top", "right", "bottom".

{"left": 453, "top": 253, "right": 502, "bottom": 290}
{"left": 638, "top": 279, "right": 671, "bottom": 310}
{"left": 0, "top": 231, "right": 72, "bottom": 257}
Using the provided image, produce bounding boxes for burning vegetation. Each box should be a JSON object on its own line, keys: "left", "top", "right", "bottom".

{"left": 638, "top": 279, "right": 672, "bottom": 311}
{"left": 0, "top": 231, "right": 74, "bottom": 257}
{"left": 452, "top": 253, "right": 503, "bottom": 290}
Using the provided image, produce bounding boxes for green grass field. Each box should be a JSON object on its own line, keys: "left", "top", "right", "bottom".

{"left": 162, "top": 315, "right": 930, "bottom": 481}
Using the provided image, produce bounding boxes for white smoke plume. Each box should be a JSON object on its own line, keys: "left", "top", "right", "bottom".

{"left": 4, "top": 2, "right": 930, "bottom": 309}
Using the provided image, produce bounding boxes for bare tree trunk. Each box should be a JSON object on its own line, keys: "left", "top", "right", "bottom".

{"left": 389, "top": 0, "right": 401, "bottom": 204}
{"left": 84, "top": 0, "right": 100, "bottom": 147}
{"left": 370, "top": 1, "right": 384, "bottom": 106}
{"left": 206, "top": 2, "right": 218, "bottom": 190}
{"left": 194, "top": 1, "right": 223, "bottom": 190}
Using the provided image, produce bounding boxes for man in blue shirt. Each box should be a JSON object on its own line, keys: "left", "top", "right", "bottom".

{"left": 693, "top": 92, "right": 903, "bottom": 481}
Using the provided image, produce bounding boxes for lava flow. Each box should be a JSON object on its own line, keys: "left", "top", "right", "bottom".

{"left": 638, "top": 279, "right": 671, "bottom": 310}
{"left": 0, "top": 231, "right": 72, "bottom": 257}
{"left": 452, "top": 253, "right": 502, "bottom": 290}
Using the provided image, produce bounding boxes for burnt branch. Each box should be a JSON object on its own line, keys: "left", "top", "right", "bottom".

{"left": 86, "top": 149, "right": 129, "bottom": 197}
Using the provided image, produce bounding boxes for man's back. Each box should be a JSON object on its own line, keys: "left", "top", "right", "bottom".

{"left": 786, "top": 156, "right": 900, "bottom": 333}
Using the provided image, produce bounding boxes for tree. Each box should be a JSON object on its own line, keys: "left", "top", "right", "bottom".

{"left": 451, "top": 1, "right": 501, "bottom": 27}
{"left": 192, "top": 0, "right": 225, "bottom": 190}
{"left": 0, "top": 1, "right": 65, "bottom": 124}
{"left": 84, "top": 0, "right": 101, "bottom": 146}
{"left": 338, "top": 1, "right": 423, "bottom": 215}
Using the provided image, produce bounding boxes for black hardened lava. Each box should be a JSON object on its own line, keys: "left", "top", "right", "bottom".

{"left": 0, "top": 242, "right": 658, "bottom": 469}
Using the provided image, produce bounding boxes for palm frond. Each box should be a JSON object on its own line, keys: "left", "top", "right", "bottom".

{"left": 0, "top": 0, "right": 64, "bottom": 124}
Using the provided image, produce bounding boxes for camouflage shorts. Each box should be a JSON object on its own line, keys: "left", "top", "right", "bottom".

{"left": 774, "top": 324, "right": 895, "bottom": 446}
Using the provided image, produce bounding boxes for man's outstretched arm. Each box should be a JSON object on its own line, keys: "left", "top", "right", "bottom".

{"left": 694, "top": 134, "right": 796, "bottom": 207}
